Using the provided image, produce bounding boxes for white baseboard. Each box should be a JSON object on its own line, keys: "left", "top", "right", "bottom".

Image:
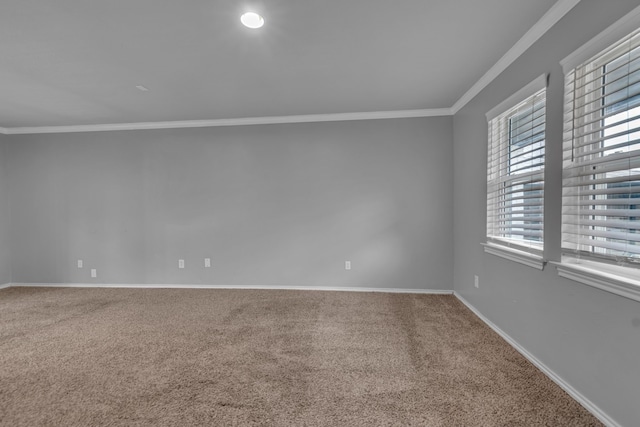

{"left": 8, "top": 282, "right": 453, "bottom": 295}
{"left": 0, "top": 283, "right": 11, "bottom": 290}
{"left": 453, "top": 292, "right": 620, "bottom": 427}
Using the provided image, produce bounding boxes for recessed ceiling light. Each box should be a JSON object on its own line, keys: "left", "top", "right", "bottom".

{"left": 135, "top": 85, "right": 149, "bottom": 92}
{"left": 241, "top": 12, "right": 264, "bottom": 29}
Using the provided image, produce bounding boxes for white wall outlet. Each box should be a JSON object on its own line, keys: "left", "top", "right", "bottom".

{"left": 77, "top": 259, "right": 83, "bottom": 269}
{"left": 345, "top": 261, "right": 351, "bottom": 270}
{"left": 179, "top": 259, "right": 185, "bottom": 269}
{"left": 474, "top": 275, "right": 479, "bottom": 288}
{"left": 204, "top": 258, "right": 211, "bottom": 268}
{"left": 91, "top": 269, "right": 97, "bottom": 278}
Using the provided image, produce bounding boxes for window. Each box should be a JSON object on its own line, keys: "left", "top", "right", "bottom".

{"left": 556, "top": 7, "right": 640, "bottom": 302}
{"left": 486, "top": 75, "right": 547, "bottom": 264}
{"left": 562, "top": 28, "right": 640, "bottom": 267}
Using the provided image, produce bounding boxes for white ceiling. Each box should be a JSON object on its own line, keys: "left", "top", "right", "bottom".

{"left": 0, "top": 0, "right": 561, "bottom": 129}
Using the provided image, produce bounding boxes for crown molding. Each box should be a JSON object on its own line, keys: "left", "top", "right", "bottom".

{"left": 2, "top": 108, "right": 453, "bottom": 135}
{"left": 450, "top": 0, "right": 581, "bottom": 114}
{"left": 0, "top": 0, "right": 580, "bottom": 133}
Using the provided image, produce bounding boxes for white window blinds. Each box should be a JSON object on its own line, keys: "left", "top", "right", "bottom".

{"left": 562, "top": 28, "right": 640, "bottom": 265}
{"left": 486, "top": 76, "right": 547, "bottom": 254}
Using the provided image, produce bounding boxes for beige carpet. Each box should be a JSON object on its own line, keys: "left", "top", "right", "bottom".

{"left": 0, "top": 287, "right": 601, "bottom": 426}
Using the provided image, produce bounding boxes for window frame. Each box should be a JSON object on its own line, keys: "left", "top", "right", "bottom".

{"left": 558, "top": 5, "right": 640, "bottom": 302}
{"left": 484, "top": 74, "right": 548, "bottom": 269}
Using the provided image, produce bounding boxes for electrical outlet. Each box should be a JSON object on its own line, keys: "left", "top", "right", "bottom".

{"left": 474, "top": 275, "right": 479, "bottom": 288}
{"left": 345, "top": 261, "right": 351, "bottom": 270}
{"left": 91, "top": 269, "right": 97, "bottom": 278}
{"left": 77, "top": 260, "right": 83, "bottom": 269}
{"left": 204, "top": 258, "right": 211, "bottom": 268}
{"left": 179, "top": 259, "right": 185, "bottom": 269}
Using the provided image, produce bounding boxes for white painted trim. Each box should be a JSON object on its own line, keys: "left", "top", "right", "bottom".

{"left": 553, "top": 261, "right": 640, "bottom": 303}
{"left": 482, "top": 242, "right": 546, "bottom": 270}
{"left": 0, "top": 283, "right": 11, "bottom": 290}
{"left": 451, "top": 0, "right": 581, "bottom": 114}
{"left": 485, "top": 74, "right": 547, "bottom": 121}
{"left": 453, "top": 292, "right": 621, "bottom": 427}
{"left": 8, "top": 283, "right": 453, "bottom": 294}
{"left": 561, "top": 4, "right": 640, "bottom": 73}
{"left": 1, "top": 109, "right": 452, "bottom": 135}
{"left": 0, "top": 1, "right": 580, "bottom": 132}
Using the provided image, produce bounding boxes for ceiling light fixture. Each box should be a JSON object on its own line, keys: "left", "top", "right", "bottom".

{"left": 241, "top": 12, "right": 264, "bottom": 29}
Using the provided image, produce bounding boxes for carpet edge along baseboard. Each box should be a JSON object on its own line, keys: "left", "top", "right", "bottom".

{"left": 4, "top": 283, "right": 454, "bottom": 294}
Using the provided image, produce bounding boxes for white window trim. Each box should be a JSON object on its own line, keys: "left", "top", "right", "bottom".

{"left": 486, "top": 74, "right": 548, "bottom": 121}
{"left": 560, "top": 4, "right": 640, "bottom": 74}
{"left": 485, "top": 73, "right": 547, "bottom": 263}
{"left": 482, "top": 242, "right": 546, "bottom": 270}
{"left": 553, "top": 260, "right": 640, "bottom": 303}
{"left": 557, "top": 4, "right": 640, "bottom": 302}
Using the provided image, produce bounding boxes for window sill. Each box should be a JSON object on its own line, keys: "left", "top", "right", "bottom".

{"left": 482, "top": 242, "right": 545, "bottom": 270}
{"left": 553, "top": 261, "right": 640, "bottom": 303}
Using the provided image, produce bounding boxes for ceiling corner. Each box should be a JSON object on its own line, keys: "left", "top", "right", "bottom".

{"left": 450, "top": 0, "right": 582, "bottom": 115}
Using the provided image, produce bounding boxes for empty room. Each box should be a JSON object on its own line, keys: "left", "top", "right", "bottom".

{"left": 1, "top": 0, "right": 640, "bottom": 426}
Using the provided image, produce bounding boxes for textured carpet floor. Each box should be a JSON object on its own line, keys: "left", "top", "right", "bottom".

{"left": 0, "top": 287, "right": 601, "bottom": 426}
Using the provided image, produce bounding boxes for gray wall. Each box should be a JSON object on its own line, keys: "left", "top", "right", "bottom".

{"left": 452, "top": 0, "right": 640, "bottom": 426}
{"left": 7, "top": 117, "right": 453, "bottom": 289}
{"left": 0, "top": 134, "right": 11, "bottom": 284}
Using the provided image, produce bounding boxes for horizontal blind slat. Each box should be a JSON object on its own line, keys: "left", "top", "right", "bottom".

{"left": 562, "top": 217, "right": 640, "bottom": 230}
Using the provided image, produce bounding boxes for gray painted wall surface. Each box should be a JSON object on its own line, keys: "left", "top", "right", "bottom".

{"left": 452, "top": 1, "right": 640, "bottom": 426}
{"left": 0, "top": 135, "right": 10, "bottom": 284}
{"left": 7, "top": 117, "right": 453, "bottom": 290}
